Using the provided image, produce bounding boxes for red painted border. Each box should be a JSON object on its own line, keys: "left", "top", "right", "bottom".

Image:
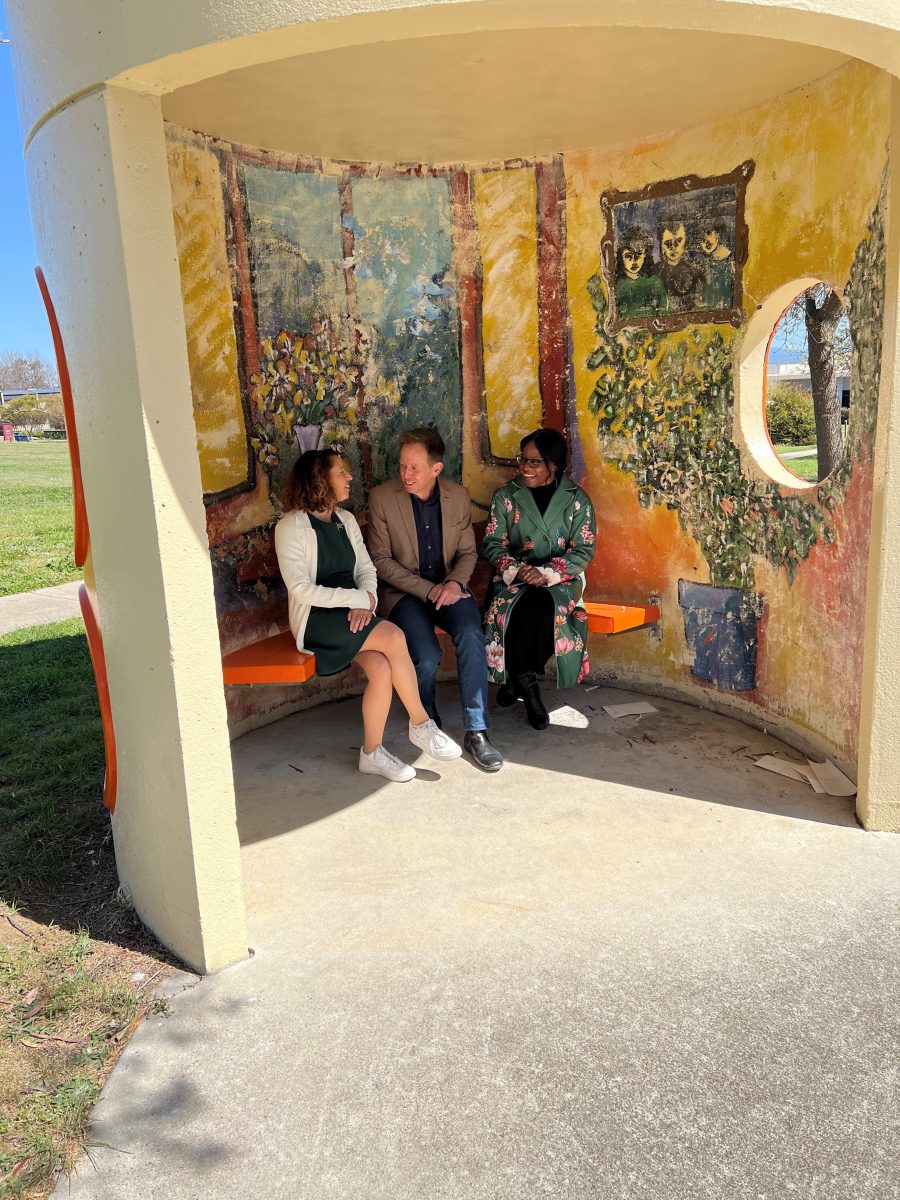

{"left": 35, "top": 267, "right": 89, "bottom": 567}
{"left": 78, "top": 584, "right": 118, "bottom": 812}
{"left": 36, "top": 267, "right": 118, "bottom": 812}
{"left": 536, "top": 157, "right": 568, "bottom": 434}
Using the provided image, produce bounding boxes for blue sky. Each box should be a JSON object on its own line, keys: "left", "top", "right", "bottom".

{"left": 0, "top": 0, "right": 52, "bottom": 360}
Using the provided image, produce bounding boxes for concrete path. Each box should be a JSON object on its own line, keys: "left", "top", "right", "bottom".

{"left": 57, "top": 685, "right": 900, "bottom": 1199}
{"left": 0, "top": 579, "right": 82, "bottom": 636}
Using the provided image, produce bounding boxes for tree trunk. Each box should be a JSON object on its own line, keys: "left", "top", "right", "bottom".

{"left": 805, "top": 287, "right": 845, "bottom": 480}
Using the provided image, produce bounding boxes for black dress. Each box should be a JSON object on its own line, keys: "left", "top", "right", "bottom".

{"left": 303, "top": 513, "right": 381, "bottom": 676}
{"left": 503, "top": 482, "right": 556, "bottom": 679}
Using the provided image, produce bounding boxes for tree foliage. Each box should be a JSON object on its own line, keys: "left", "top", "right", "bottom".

{"left": 0, "top": 351, "right": 58, "bottom": 392}
{"left": 774, "top": 284, "right": 848, "bottom": 478}
{"left": 766, "top": 383, "right": 817, "bottom": 446}
{"left": 1, "top": 392, "right": 65, "bottom": 433}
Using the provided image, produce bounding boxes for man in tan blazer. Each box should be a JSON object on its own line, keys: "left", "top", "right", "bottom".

{"left": 367, "top": 427, "right": 503, "bottom": 771}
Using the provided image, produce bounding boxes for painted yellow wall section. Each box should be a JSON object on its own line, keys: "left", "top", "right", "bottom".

{"left": 474, "top": 168, "right": 542, "bottom": 461}
{"left": 168, "top": 139, "right": 248, "bottom": 496}
{"left": 567, "top": 59, "right": 890, "bottom": 762}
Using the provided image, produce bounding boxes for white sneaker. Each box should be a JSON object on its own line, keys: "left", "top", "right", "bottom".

{"left": 408, "top": 718, "right": 463, "bottom": 761}
{"left": 359, "top": 744, "right": 416, "bottom": 783}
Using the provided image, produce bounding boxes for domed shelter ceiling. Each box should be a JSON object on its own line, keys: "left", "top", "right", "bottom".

{"left": 162, "top": 26, "right": 847, "bottom": 162}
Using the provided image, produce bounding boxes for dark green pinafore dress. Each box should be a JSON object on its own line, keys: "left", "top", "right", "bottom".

{"left": 303, "top": 512, "right": 381, "bottom": 676}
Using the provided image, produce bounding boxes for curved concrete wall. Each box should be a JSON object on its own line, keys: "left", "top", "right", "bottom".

{"left": 6, "top": 0, "right": 899, "bottom": 973}
{"left": 166, "top": 59, "right": 889, "bottom": 779}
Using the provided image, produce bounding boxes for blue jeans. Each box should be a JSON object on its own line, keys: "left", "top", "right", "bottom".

{"left": 390, "top": 593, "right": 489, "bottom": 732}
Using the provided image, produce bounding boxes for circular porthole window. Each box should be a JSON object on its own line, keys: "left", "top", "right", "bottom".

{"left": 738, "top": 279, "right": 850, "bottom": 490}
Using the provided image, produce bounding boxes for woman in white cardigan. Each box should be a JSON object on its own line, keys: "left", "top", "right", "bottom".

{"left": 275, "top": 449, "right": 461, "bottom": 782}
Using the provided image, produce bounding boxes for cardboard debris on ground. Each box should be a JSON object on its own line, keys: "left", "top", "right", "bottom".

{"left": 805, "top": 758, "right": 858, "bottom": 797}
{"left": 602, "top": 701, "right": 659, "bottom": 718}
{"left": 548, "top": 705, "right": 590, "bottom": 729}
{"left": 754, "top": 754, "right": 857, "bottom": 797}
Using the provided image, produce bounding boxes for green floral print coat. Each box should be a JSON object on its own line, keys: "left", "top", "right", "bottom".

{"left": 482, "top": 475, "right": 597, "bottom": 688}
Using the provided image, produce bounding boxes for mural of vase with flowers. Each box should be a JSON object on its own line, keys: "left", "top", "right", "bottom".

{"left": 249, "top": 320, "right": 364, "bottom": 508}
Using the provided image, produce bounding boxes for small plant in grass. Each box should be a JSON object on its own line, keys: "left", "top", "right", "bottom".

{"left": 766, "top": 382, "right": 817, "bottom": 445}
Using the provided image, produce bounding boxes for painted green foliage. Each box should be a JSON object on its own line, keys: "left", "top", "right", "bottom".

{"left": 587, "top": 174, "right": 885, "bottom": 589}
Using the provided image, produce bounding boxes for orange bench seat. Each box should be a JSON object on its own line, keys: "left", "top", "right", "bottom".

{"left": 222, "top": 600, "right": 659, "bottom": 687}
{"left": 222, "top": 630, "right": 317, "bottom": 685}
{"left": 583, "top": 601, "right": 660, "bottom": 634}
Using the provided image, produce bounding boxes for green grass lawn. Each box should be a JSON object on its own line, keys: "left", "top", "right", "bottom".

{"left": 0, "top": 442, "right": 78, "bottom": 596}
{"left": 0, "top": 620, "right": 104, "bottom": 902}
{"left": 0, "top": 620, "right": 168, "bottom": 1196}
{"left": 773, "top": 443, "right": 819, "bottom": 483}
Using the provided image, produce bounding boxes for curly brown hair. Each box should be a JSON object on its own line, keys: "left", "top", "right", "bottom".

{"left": 283, "top": 449, "right": 341, "bottom": 512}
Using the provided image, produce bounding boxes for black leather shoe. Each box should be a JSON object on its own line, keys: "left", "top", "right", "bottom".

{"left": 496, "top": 681, "right": 519, "bottom": 707}
{"left": 464, "top": 731, "right": 504, "bottom": 772}
{"left": 516, "top": 673, "right": 549, "bottom": 730}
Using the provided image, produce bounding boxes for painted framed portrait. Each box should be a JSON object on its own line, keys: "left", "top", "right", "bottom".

{"left": 600, "top": 161, "right": 754, "bottom": 333}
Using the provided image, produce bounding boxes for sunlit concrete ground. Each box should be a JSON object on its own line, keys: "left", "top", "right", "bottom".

{"left": 59, "top": 684, "right": 900, "bottom": 1199}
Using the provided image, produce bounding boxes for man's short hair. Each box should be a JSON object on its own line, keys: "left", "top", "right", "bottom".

{"left": 399, "top": 427, "right": 445, "bottom": 463}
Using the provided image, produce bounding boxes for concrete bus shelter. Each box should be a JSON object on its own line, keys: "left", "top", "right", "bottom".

{"left": 6, "top": 0, "right": 900, "bottom": 974}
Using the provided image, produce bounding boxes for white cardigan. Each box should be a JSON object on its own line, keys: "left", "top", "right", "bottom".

{"left": 274, "top": 508, "right": 378, "bottom": 653}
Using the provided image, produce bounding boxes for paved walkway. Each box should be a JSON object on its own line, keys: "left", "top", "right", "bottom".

{"left": 0, "top": 580, "right": 82, "bottom": 636}
{"left": 55, "top": 684, "right": 900, "bottom": 1199}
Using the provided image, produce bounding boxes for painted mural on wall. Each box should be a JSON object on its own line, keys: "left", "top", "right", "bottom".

{"left": 168, "top": 59, "right": 887, "bottom": 761}
{"left": 601, "top": 163, "right": 752, "bottom": 333}
{"left": 586, "top": 166, "right": 885, "bottom": 691}
{"left": 241, "top": 164, "right": 462, "bottom": 511}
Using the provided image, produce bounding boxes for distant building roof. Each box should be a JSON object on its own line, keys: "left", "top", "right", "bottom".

{"left": 0, "top": 388, "right": 61, "bottom": 402}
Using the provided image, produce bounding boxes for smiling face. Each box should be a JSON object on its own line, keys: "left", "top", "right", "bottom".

{"left": 326, "top": 455, "right": 353, "bottom": 505}
{"left": 621, "top": 246, "right": 646, "bottom": 280}
{"left": 400, "top": 441, "right": 443, "bottom": 500}
{"left": 518, "top": 440, "right": 553, "bottom": 489}
{"left": 660, "top": 223, "right": 687, "bottom": 267}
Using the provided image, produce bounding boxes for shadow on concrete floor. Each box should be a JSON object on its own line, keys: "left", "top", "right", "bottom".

{"left": 231, "top": 682, "right": 857, "bottom": 848}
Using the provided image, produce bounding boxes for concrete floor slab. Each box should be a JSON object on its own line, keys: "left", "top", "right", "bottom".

{"left": 57, "top": 685, "right": 900, "bottom": 1199}
{"left": 0, "top": 579, "right": 82, "bottom": 635}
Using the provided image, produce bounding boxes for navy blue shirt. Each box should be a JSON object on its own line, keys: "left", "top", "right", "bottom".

{"left": 410, "top": 484, "right": 445, "bottom": 584}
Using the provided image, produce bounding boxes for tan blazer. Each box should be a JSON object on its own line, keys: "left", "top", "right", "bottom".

{"left": 367, "top": 478, "right": 477, "bottom": 616}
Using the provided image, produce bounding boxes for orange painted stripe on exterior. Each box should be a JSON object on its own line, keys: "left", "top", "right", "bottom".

{"left": 584, "top": 601, "right": 660, "bottom": 635}
{"left": 78, "top": 584, "right": 118, "bottom": 813}
{"left": 35, "top": 267, "right": 89, "bottom": 568}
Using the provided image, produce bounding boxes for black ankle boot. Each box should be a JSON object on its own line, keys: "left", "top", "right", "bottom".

{"left": 516, "top": 673, "right": 549, "bottom": 730}
{"left": 496, "top": 679, "right": 520, "bottom": 707}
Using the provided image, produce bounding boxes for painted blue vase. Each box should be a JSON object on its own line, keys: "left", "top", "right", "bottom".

{"left": 677, "top": 579, "right": 762, "bottom": 692}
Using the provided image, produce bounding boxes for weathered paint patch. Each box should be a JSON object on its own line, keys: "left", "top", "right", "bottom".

{"left": 473, "top": 167, "right": 542, "bottom": 461}
{"left": 167, "top": 139, "right": 249, "bottom": 496}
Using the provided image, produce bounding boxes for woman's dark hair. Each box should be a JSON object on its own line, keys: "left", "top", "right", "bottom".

{"left": 283, "top": 449, "right": 341, "bottom": 512}
{"left": 520, "top": 428, "right": 568, "bottom": 479}
{"left": 616, "top": 225, "right": 654, "bottom": 278}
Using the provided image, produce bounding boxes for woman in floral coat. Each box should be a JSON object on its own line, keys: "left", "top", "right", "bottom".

{"left": 482, "top": 428, "right": 597, "bottom": 729}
